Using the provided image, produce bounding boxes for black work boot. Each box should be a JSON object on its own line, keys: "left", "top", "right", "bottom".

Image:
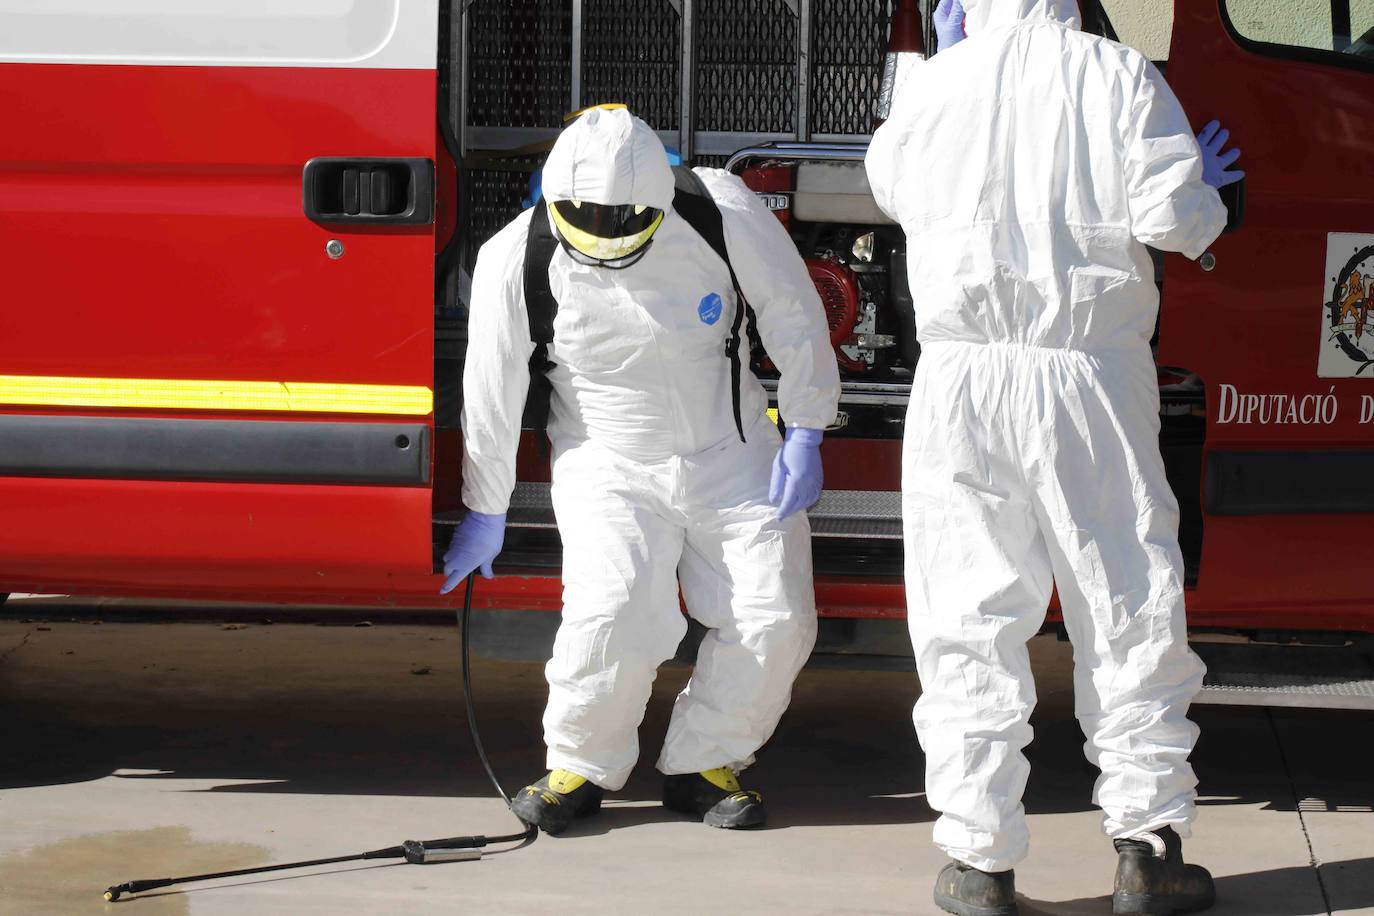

{"left": 1113, "top": 825, "right": 1215, "bottom": 915}
{"left": 933, "top": 861, "right": 1018, "bottom": 916}
{"left": 509, "top": 769, "right": 603, "bottom": 836}
{"left": 662, "top": 767, "right": 767, "bottom": 829}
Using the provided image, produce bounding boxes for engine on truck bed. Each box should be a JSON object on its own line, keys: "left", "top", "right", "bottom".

{"left": 737, "top": 155, "right": 920, "bottom": 384}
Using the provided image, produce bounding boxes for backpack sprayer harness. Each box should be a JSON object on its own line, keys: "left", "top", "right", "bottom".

{"left": 523, "top": 165, "right": 761, "bottom": 444}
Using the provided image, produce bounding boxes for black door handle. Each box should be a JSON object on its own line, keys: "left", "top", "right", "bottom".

{"left": 1219, "top": 177, "right": 1244, "bottom": 235}
{"left": 303, "top": 157, "right": 434, "bottom": 225}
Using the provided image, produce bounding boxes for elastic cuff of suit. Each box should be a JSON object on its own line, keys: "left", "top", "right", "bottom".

{"left": 657, "top": 760, "right": 748, "bottom": 777}
{"left": 1109, "top": 815, "right": 1193, "bottom": 843}
{"left": 945, "top": 851, "right": 1022, "bottom": 874}
{"left": 459, "top": 490, "right": 512, "bottom": 518}
{"left": 936, "top": 836, "right": 1026, "bottom": 874}
{"left": 656, "top": 749, "right": 756, "bottom": 777}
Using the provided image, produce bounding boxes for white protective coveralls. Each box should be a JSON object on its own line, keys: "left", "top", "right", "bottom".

{"left": 865, "top": 0, "right": 1225, "bottom": 872}
{"left": 462, "top": 109, "right": 840, "bottom": 791}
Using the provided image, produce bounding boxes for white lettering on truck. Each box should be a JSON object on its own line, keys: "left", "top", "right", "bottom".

{"left": 1216, "top": 384, "right": 1342, "bottom": 425}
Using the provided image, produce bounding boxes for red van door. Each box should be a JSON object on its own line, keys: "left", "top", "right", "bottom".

{"left": 0, "top": 2, "right": 441, "bottom": 601}
{"left": 1158, "top": 0, "right": 1374, "bottom": 629}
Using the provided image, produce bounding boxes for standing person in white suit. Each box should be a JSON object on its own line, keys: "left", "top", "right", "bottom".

{"left": 866, "top": 1, "right": 1243, "bottom": 913}
{"left": 442, "top": 106, "right": 840, "bottom": 834}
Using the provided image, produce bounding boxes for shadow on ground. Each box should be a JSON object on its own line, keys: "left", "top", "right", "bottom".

{"left": 0, "top": 619, "right": 1095, "bottom": 829}
{"left": 1, "top": 622, "right": 1370, "bottom": 820}
{"left": 1020, "top": 858, "right": 1374, "bottom": 916}
{"left": 3, "top": 618, "right": 1374, "bottom": 915}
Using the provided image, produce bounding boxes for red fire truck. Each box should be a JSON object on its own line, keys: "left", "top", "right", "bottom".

{"left": 1, "top": 1, "right": 1371, "bottom": 705}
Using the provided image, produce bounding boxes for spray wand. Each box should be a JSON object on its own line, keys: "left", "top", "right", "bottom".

{"left": 105, "top": 575, "right": 536, "bottom": 902}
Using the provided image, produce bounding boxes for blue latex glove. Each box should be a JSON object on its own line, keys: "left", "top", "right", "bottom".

{"left": 439, "top": 510, "right": 507, "bottom": 594}
{"left": 769, "top": 427, "right": 824, "bottom": 521}
{"left": 1196, "top": 120, "right": 1244, "bottom": 188}
{"left": 934, "top": 0, "right": 967, "bottom": 53}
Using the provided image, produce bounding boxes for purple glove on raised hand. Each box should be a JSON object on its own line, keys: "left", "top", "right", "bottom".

{"left": 1196, "top": 120, "right": 1244, "bottom": 188}
{"left": 439, "top": 510, "right": 506, "bottom": 594}
{"left": 769, "top": 427, "right": 824, "bottom": 521}
{"left": 934, "top": 0, "right": 967, "bottom": 53}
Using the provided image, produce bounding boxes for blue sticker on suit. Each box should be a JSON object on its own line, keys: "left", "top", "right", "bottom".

{"left": 698, "top": 292, "right": 723, "bottom": 325}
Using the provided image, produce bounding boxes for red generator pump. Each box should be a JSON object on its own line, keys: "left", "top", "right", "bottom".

{"left": 806, "top": 257, "right": 866, "bottom": 374}
{"left": 741, "top": 164, "right": 873, "bottom": 375}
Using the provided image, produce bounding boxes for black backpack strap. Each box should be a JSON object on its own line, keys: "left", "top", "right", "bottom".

{"left": 671, "top": 166, "right": 755, "bottom": 443}
{"left": 522, "top": 199, "right": 560, "bottom": 447}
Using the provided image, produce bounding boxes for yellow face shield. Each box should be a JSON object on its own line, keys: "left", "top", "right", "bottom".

{"left": 548, "top": 199, "right": 665, "bottom": 269}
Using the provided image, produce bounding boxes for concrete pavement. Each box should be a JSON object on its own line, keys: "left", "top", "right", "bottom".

{"left": 0, "top": 609, "right": 1370, "bottom": 915}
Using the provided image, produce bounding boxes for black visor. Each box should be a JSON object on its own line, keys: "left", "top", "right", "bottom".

{"left": 551, "top": 200, "right": 661, "bottom": 239}
{"left": 548, "top": 199, "right": 666, "bottom": 266}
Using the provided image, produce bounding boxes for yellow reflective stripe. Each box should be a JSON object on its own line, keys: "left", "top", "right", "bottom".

{"left": 0, "top": 375, "right": 432, "bottom": 416}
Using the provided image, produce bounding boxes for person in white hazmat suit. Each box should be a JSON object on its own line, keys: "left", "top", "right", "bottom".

{"left": 442, "top": 106, "right": 840, "bottom": 834}
{"left": 866, "top": 1, "right": 1243, "bottom": 913}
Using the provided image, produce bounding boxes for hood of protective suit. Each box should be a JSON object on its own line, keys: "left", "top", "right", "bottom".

{"left": 541, "top": 107, "right": 675, "bottom": 212}
{"left": 962, "top": 0, "right": 1081, "bottom": 34}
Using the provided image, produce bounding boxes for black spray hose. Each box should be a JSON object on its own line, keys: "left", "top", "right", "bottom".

{"left": 105, "top": 574, "right": 535, "bottom": 902}
{"left": 459, "top": 574, "right": 537, "bottom": 836}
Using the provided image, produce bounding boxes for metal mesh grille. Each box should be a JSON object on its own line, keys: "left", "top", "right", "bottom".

{"left": 460, "top": 2, "right": 901, "bottom": 265}
{"left": 465, "top": 1, "right": 898, "bottom": 139}
{"left": 810, "top": 0, "right": 894, "bottom": 135}
{"left": 467, "top": 0, "right": 572, "bottom": 128}
{"left": 696, "top": 0, "right": 797, "bottom": 133}
{"left": 581, "top": 0, "right": 682, "bottom": 130}
{"left": 466, "top": 166, "right": 539, "bottom": 270}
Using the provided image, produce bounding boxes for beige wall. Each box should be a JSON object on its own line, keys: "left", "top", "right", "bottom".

{"left": 1102, "top": 0, "right": 1374, "bottom": 60}
{"left": 1223, "top": 0, "right": 1331, "bottom": 50}
{"left": 1101, "top": 0, "right": 1172, "bottom": 59}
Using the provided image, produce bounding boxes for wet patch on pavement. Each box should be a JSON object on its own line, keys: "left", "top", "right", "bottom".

{"left": 0, "top": 826, "right": 266, "bottom": 915}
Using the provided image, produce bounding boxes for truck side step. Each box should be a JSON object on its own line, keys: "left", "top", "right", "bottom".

{"left": 806, "top": 489, "right": 903, "bottom": 539}
{"left": 438, "top": 483, "right": 904, "bottom": 540}
{"left": 1192, "top": 642, "right": 1374, "bottom": 710}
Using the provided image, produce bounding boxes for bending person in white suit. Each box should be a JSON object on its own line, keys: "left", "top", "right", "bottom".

{"left": 444, "top": 106, "right": 840, "bottom": 834}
